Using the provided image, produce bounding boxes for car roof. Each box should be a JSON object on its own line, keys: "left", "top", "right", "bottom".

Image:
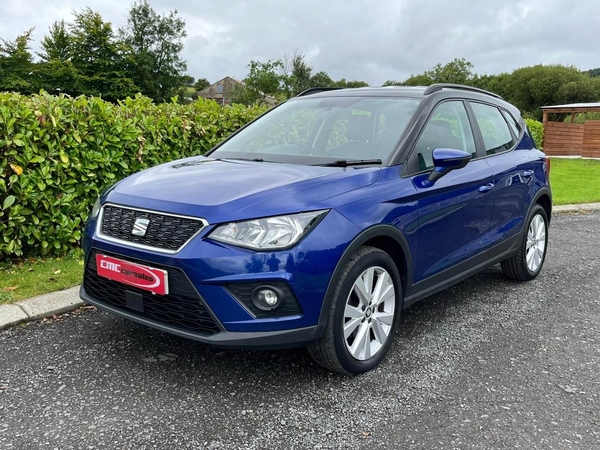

{"left": 297, "top": 85, "right": 521, "bottom": 118}
{"left": 299, "top": 86, "right": 427, "bottom": 98}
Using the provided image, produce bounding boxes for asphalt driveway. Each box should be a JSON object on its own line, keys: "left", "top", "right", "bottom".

{"left": 1, "top": 212, "right": 599, "bottom": 449}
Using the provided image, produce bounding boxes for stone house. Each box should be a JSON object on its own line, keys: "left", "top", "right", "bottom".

{"left": 197, "top": 76, "right": 276, "bottom": 106}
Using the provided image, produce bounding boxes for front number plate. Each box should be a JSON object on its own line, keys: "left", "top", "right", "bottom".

{"left": 96, "top": 254, "right": 169, "bottom": 295}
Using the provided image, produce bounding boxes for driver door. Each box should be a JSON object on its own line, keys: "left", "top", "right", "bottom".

{"left": 408, "top": 100, "right": 494, "bottom": 285}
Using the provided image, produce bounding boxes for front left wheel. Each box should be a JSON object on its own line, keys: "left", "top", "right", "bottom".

{"left": 307, "top": 246, "right": 402, "bottom": 375}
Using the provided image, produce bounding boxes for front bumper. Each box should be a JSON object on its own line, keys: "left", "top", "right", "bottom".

{"left": 80, "top": 285, "right": 324, "bottom": 349}
{"left": 81, "top": 208, "right": 361, "bottom": 348}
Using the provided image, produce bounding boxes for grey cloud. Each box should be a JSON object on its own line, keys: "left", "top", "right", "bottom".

{"left": 1, "top": 0, "right": 599, "bottom": 85}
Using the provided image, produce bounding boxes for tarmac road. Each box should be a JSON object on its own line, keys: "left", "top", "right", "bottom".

{"left": 1, "top": 212, "right": 599, "bottom": 449}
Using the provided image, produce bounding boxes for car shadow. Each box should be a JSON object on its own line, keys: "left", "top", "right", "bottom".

{"left": 95, "top": 264, "right": 527, "bottom": 388}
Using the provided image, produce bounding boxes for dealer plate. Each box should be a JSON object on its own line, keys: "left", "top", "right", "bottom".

{"left": 96, "top": 254, "right": 169, "bottom": 295}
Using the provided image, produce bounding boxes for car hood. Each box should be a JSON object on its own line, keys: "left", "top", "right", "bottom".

{"left": 105, "top": 156, "right": 381, "bottom": 223}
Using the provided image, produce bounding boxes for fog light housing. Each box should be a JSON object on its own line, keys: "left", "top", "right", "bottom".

{"left": 252, "top": 286, "right": 284, "bottom": 311}
{"left": 226, "top": 282, "right": 302, "bottom": 318}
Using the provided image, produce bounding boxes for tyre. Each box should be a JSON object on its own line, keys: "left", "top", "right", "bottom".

{"left": 307, "top": 246, "right": 402, "bottom": 375}
{"left": 501, "top": 204, "right": 548, "bottom": 281}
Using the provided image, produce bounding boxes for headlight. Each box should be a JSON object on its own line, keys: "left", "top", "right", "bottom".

{"left": 90, "top": 197, "right": 101, "bottom": 219}
{"left": 209, "top": 210, "right": 328, "bottom": 250}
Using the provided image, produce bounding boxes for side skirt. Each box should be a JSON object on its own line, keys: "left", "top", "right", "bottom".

{"left": 403, "top": 234, "right": 520, "bottom": 308}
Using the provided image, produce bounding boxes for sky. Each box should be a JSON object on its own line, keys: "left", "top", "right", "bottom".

{"left": 1, "top": 0, "right": 599, "bottom": 85}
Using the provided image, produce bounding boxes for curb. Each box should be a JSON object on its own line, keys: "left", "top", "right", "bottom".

{"left": 553, "top": 203, "right": 600, "bottom": 213}
{"left": 1, "top": 203, "right": 599, "bottom": 331}
{"left": 0, "top": 286, "right": 83, "bottom": 331}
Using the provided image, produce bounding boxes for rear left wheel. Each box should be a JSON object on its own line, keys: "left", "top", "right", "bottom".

{"left": 501, "top": 204, "right": 548, "bottom": 281}
{"left": 307, "top": 246, "right": 402, "bottom": 375}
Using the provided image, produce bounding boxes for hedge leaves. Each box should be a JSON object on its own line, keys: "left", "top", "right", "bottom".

{"left": 0, "top": 92, "right": 266, "bottom": 257}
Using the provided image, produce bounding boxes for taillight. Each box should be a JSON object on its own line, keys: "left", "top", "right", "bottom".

{"left": 545, "top": 157, "right": 551, "bottom": 178}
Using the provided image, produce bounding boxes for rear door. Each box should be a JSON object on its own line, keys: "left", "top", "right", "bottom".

{"left": 468, "top": 102, "right": 534, "bottom": 256}
{"left": 407, "top": 100, "right": 494, "bottom": 285}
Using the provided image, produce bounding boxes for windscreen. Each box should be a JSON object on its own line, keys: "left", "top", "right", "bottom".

{"left": 209, "top": 96, "right": 421, "bottom": 165}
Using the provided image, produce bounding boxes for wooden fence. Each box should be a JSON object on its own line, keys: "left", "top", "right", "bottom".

{"left": 544, "top": 120, "right": 600, "bottom": 157}
{"left": 582, "top": 120, "right": 600, "bottom": 158}
{"left": 543, "top": 122, "right": 585, "bottom": 156}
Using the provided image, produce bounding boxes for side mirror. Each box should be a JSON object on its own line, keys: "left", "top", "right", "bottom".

{"left": 428, "top": 148, "right": 472, "bottom": 183}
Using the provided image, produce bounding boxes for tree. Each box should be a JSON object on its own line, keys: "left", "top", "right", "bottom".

{"left": 401, "top": 73, "right": 433, "bottom": 86}
{"left": 588, "top": 68, "right": 600, "bottom": 78}
{"left": 233, "top": 59, "right": 282, "bottom": 105}
{"left": 37, "top": 21, "right": 78, "bottom": 95}
{"left": 281, "top": 51, "right": 313, "bottom": 97}
{"left": 424, "top": 58, "right": 474, "bottom": 85}
{"left": 120, "top": 0, "right": 187, "bottom": 102}
{"left": 36, "top": 59, "right": 79, "bottom": 96}
{"left": 558, "top": 78, "right": 600, "bottom": 104}
{"left": 382, "top": 80, "right": 403, "bottom": 86}
{"left": 505, "top": 65, "right": 593, "bottom": 119}
{"left": 69, "top": 8, "right": 139, "bottom": 101}
{"left": 309, "top": 71, "right": 333, "bottom": 88}
{"left": 39, "top": 21, "right": 71, "bottom": 62}
{"left": 334, "top": 78, "right": 369, "bottom": 88}
{"left": 181, "top": 75, "right": 195, "bottom": 86}
{"left": 397, "top": 58, "right": 474, "bottom": 87}
{"left": 0, "top": 29, "right": 36, "bottom": 94}
{"left": 472, "top": 73, "right": 512, "bottom": 98}
{"left": 193, "top": 77, "right": 210, "bottom": 91}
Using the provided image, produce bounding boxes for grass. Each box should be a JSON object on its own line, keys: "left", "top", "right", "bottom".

{"left": 550, "top": 158, "right": 600, "bottom": 205}
{"left": 0, "top": 250, "right": 84, "bottom": 305}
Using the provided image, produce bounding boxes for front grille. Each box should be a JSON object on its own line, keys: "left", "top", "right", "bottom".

{"left": 100, "top": 205, "right": 206, "bottom": 252}
{"left": 84, "top": 249, "right": 220, "bottom": 335}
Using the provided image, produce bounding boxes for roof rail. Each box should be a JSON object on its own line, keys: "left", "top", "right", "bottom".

{"left": 423, "top": 83, "right": 503, "bottom": 100}
{"left": 296, "top": 87, "right": 343, "bottom": 97}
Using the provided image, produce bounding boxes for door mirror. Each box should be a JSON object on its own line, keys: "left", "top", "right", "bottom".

{"left": 428, "top": 148, "right": 472, "bottom": 182}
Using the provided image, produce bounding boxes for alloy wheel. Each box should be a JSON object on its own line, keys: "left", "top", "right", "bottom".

{"left": 343, "top": 266, "right": 396, "bottom": 360}
{"left": 526, "top": 213, "right": 546, "bottom": 272}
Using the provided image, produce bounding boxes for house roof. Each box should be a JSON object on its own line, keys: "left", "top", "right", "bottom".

{"left": 198, "top": 76, "right": 276, "bottom": 101}
{"left": 197, "top": 76, "right": 244, "bottom": 95}
{"left": 541, "top": 102, "right": 600, "bottom": 110}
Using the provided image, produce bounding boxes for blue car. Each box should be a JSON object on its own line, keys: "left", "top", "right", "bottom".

{"left": 81, "top": 84, "right": 551, "bottom": 374}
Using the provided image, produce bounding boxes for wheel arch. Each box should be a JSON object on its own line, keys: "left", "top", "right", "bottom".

{"left": 316, "top": 225, "right": 413, "bottom": 329}
{"left": 534, "top": 190, "right": 552, "bottom": 225}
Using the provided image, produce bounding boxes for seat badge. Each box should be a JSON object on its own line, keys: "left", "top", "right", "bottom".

{"left": 132, "top": 218, "right": 150, "bottom": 237}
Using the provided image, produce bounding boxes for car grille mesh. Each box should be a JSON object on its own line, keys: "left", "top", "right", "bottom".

{"left": 84, "top": 249, "right": 220, "bottom": 335}
{"left": 100, "top": 205, "right": 205, "bottom": 252}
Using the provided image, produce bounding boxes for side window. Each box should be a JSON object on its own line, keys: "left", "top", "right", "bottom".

{"left": 414, "top": 101, "right": 476, "bottom": 171}
{"left": 470, "top": 103, "right": 515, "bottom": 155}
{"left": 501, "top": 109, "right": 521, "bottom": 138}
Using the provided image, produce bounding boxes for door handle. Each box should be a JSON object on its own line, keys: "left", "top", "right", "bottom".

{"left": 478, "top": 183, "right": 494, "bottom": 193}
{"left": 523, "top": 170, "right": 534, "bottom": 177}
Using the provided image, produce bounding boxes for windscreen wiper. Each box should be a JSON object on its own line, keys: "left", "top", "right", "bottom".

{"left": 218, "top": 157, "right": 278, "bottom": 163}
{"left": 218, "top": 157, "right": 264, "bottom": 162}
{"left": 318, "top": 159, "right": 382, "bottom": 167}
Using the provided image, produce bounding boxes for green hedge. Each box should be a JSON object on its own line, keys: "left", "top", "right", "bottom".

{"left": 0, "top": 92, "right": 267, "bottom": 258}
{"left": 524, "top": 118, "right": 544, "bottom": 149}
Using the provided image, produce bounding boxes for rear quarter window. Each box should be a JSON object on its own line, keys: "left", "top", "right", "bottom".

{"left": 501, "top": 110, "right": 521, "bottom": 138}
{"left": 470, "top": 102, "right": 515, "bottom": 155}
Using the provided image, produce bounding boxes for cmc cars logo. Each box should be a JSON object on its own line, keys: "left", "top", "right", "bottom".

{"left": 96, "top": 254, "right": 168, "bottom": 295}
